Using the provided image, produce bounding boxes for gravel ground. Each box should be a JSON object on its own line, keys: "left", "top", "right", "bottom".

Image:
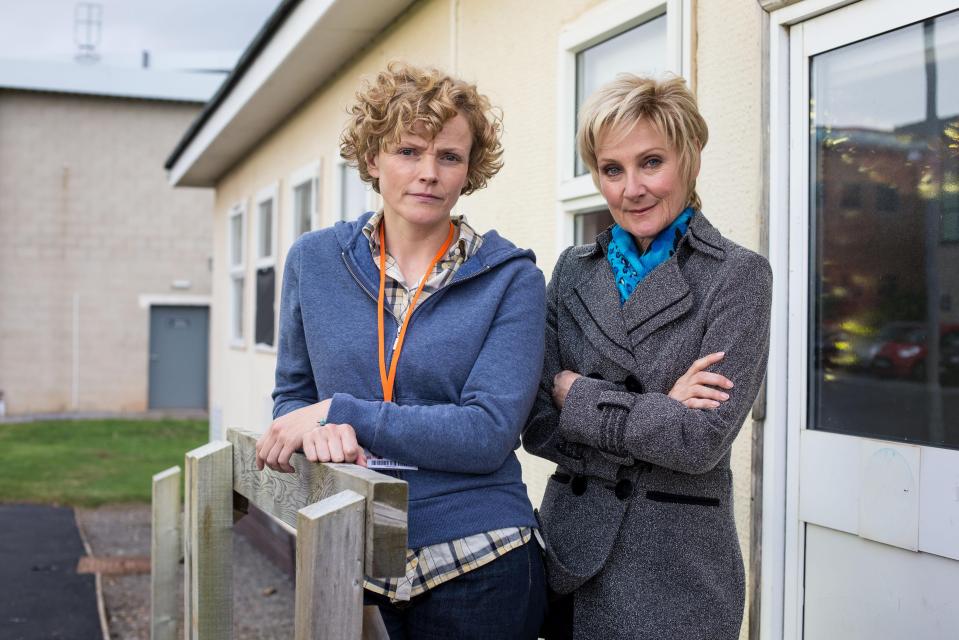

{"left": 76, "top": 505, "right": 294, "bottom": 639}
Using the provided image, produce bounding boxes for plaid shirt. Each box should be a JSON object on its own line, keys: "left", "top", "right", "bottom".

{"left": 362, "top": 210, "right": 484, "bottom": 323}
{"left": 361, "top": 210, "right": 532, "bottom": 602}
{"left": 365, "top": 527, "right": 533, "bottom": 602}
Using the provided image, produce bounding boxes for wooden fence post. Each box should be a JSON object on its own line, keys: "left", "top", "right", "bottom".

{"left": 227, "top": 428, "right": 407, "bottom": 577}
{"left": 151, "top": 466, "right": 181, "bottom": 640}
{"left": 294, "top": 490, "right": 366, "bottom": 640}
{"left": 184, "top": 441, "right": 233, "bottom": 640}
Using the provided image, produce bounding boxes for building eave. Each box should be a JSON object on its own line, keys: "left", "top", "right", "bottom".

{"left": 165, "top": 0, "right": 416, "bottom": 188}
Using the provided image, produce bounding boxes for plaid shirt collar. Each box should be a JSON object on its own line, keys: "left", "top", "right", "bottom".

{"left": 362, "top": 210, "right": 484, "bottom": 321}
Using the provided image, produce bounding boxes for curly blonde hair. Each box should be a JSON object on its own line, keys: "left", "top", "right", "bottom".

{"left": 340, "top": 62, "right": 503, "bottom": 195}
{"left": 578, "top": 74, "right": 708, "bottom": 211}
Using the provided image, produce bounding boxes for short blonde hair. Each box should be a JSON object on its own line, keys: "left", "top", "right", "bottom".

{"left": 577, "top": 74, "right": 708, "bottom": 211}
{"left": 340, "top": 61, "right": 503, "bottom": 195}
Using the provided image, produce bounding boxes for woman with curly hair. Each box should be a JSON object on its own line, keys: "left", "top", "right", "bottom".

{"left": 256, "top": 62, "right": 547, "bottom": 639}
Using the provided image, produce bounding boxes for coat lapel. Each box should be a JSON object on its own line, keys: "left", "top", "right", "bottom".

{"left": 621, "top": 213, "right": 725, "bottom": 344}
{"left": 622, "top": 257, "right": 693, "bottom": 345}
{"left": 564, "top": 256, "right": 638, "bottom": 373}
{"left": 563, "top": 213, "right": 726, "bottom": 369}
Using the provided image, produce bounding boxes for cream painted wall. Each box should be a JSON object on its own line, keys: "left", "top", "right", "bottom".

{"left": 206, "top": 3, "right": 767, "bottom": 637}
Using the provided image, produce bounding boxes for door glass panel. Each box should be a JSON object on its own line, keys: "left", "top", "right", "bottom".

{"left": 809, "top": 10, "right": 959, "bottom": 449}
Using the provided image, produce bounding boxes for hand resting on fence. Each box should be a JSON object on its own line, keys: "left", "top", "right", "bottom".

{"left": 256, "top": 399, "right": 367, "bottom": 472}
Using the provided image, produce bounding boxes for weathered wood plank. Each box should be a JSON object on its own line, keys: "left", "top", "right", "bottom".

{"left": 294, "top": 490, "right": 365, "bottom": 640}
{"left": 361, "top": 606, "right": 390, "bottom": 640}
{"left": 151, "top": 466, "right": 180, "bottom": 640}
{"left": 184, "top": 441, "right": 233, "bottom": 640}
{"left": 227, "top": 427, "right": 408, "bottom": 577}
{"left": 183, "top": 457, "right": 192, "bottom": 640}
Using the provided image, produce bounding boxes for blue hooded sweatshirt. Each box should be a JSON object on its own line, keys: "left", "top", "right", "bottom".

{"left": 272, "top": 211, "right": 545, "bottom": 548}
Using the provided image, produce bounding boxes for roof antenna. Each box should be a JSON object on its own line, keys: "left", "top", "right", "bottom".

{"left": 74, "top": 2, "right": 102, "bottom": 65}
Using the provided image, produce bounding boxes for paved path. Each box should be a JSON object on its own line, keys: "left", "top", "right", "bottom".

{"left": 0, "top": 504, "right": 102, "bottom": 639}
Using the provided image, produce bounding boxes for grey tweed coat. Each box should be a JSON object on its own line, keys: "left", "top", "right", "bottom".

{"left": 524, "top": 213, "right": 772, "bottom": 640}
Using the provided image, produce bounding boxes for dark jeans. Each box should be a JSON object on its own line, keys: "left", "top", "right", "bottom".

{"left": 541, "top": 590, "right": 574, "bottom": 640}
{"left": 365, "top": 541, "right": 547, "bottom": 640}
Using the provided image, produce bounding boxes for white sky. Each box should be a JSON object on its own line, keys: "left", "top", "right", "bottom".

{"left": 0, "top": 0, "right": 281, "bottom": 66}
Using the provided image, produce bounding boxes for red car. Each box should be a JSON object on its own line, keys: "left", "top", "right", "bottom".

{"left": 870, "top": 322, "right": 959, "bottom": 380}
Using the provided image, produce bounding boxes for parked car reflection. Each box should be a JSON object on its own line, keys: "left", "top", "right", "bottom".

{"left": 868, "top": 322, "right": 959, "bottom": 382}
{"left": 821, "top": 326, "right": 884, "bottom": 372}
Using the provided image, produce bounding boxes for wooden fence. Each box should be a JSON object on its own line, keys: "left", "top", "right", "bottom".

{"left": 150, "top": 427, "right": 408, "bottom": 639}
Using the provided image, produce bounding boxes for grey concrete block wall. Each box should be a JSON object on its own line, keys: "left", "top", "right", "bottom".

{"left": 0, "top": 90, "right": 213, "bottom": 414}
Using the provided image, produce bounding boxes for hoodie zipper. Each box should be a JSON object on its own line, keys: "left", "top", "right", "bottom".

{"left": 341, "top": 251, "right": 399, "bottom": 322}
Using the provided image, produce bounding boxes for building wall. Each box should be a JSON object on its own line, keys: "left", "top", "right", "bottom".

{"left": 207, "top": 2, "right": 764, "bottom": 636}
{"left": 0, "top": 91, "right": 213, "bottom": 414}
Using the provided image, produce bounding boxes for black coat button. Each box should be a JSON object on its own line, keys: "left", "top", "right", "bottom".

{"left": 571, "top": 475, "right": 588, "bottom": 496}
{"left": 624, "top": 375, "right": 642, "bottom": 392}
{"left": 615, "top": 479, "right": 634, "bottom": 500}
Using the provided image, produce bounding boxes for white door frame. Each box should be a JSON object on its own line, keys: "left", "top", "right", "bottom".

{"left": 765, "top": 1, "right": 959, "bottom": 639}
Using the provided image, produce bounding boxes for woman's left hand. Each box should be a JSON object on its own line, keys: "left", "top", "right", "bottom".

{"left": 668, "top": 352, "right": 733, "bottom": 409}
{"left": 302, "top": 422, "right": 367, "bottom": 467}
{"left": 552, "top": 370, "right": 582, "bottom": 409}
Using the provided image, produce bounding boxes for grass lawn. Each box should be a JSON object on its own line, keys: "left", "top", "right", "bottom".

{"left": 0, "top": 418, "right": 208, "bottom": 506}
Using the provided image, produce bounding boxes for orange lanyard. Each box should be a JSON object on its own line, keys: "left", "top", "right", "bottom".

{"left": 377, "top": 220, "right": 455, "bottom": 403}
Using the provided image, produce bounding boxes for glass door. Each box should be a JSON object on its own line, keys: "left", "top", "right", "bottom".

{"left": 789, "top": 1, "right": 959, "bottom": 638}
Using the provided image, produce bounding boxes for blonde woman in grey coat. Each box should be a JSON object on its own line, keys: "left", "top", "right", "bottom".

{"left": 524, "top": 74, "right": 772, "bottom": 640}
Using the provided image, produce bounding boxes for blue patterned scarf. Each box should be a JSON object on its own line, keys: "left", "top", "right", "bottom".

{"left": 606, "top": 207, "right": 695, "bottom": 305}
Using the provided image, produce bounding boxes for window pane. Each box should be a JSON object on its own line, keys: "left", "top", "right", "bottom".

{"left": 574, "top": 14, "right": 667, "bottom": 176}
{"left": 255, "top": 267, "right": 275, "bottom": 347}
{"left": 809, "top": 10, "right": 959, "bottom": 449}
{"left": 231, "top": 276, "right": 244, "bottom": 341}
{"left": 341, "top": 165, "right": 369, "bottom": 221}
{"left": 574, "top": 209, "right": 614, "bottom": 245}
{"left": 230, "top": 214, "right": 242, "bottom": 266}
{"left": 258, "top": 199, "right": 273, "bottom": 258}
{"left": 293, "top": 180, "right": 313, "bottom": 237}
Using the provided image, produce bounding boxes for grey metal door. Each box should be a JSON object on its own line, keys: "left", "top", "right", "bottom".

{"left": 148, "top": 305, "right": 209, "bottom": 409}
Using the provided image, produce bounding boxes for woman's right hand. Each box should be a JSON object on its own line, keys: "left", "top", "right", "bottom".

{"left": 668, "top": 352, "right": 734, "bottom": 409}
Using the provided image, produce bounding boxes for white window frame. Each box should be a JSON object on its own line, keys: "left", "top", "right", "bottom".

{"left": 332, "top": 156, "right": 380, "bottom": 224}
{"left": 254, "top": 183, "right": 279, "bottom": 352}
{"left": 554, "top": 0, "right": 692, "bottom": 250}
{"left": 227, "top": 202, "right": 247, "bottom": 349}
{"left": 287, "top": 160, "right": 321, "bottom": 246}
